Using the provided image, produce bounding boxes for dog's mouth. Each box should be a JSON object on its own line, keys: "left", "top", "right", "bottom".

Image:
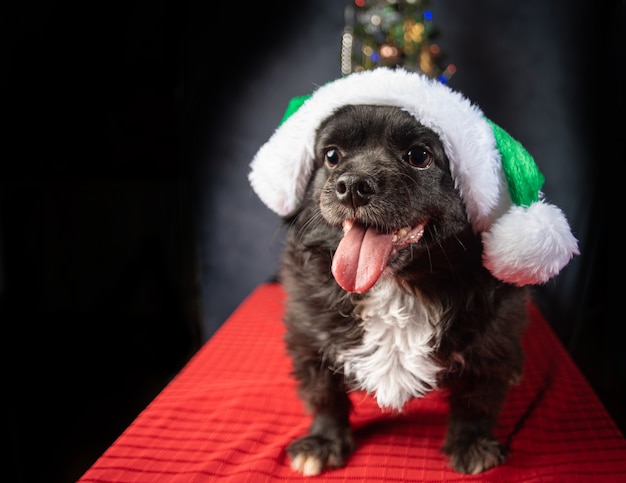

{"left": 331, "top": 219, "right": 428, "bottom": 294}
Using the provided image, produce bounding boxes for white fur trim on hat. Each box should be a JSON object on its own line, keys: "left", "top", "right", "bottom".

{"left": 248, "top": 67, "right": 579, "bottom": 285}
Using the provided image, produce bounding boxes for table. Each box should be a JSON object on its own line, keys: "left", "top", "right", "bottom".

{"left": 79, "top": 282, "right": 626, "bottom": 482}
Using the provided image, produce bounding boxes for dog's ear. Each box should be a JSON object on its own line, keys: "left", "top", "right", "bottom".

{"left": 248, "top": 67, "right": 579, "bottom": 285}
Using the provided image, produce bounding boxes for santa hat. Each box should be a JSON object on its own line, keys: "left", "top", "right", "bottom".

{"left": 248, "top": 67, "right": 579, "bottom": 286}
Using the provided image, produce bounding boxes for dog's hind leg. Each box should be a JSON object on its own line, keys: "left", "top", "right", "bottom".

{"left": 286, "top": 361, "right": 354, "bottom": 476}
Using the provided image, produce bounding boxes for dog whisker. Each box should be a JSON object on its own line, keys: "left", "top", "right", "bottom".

{"left": 453, "top": 235, "right": 467, "bottom": 251}
{"left": 293, "top": 210, "right": 326, "bottom": 246}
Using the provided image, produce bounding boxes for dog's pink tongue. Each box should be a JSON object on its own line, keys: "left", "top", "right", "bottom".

{"left": 331, "top": 222, "right": 394, "bottom": 294}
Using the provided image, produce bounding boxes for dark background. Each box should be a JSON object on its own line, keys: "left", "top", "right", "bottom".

{"left": 2, "top": 1, "right": 618, "bottom": 482}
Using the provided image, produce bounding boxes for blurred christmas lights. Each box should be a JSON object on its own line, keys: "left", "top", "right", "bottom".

{"left": 341, "top": 0, "right": 455, "bottom": 83}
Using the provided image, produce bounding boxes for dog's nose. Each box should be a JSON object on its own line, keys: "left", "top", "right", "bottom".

{"left": 335, "top": 173, "right": 377, "bottom": 208}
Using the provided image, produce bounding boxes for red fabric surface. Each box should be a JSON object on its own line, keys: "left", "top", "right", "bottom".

{"left": 79, "top": 282, "right": 626, "bottom": 482}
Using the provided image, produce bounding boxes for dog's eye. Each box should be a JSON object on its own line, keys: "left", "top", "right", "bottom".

{"left": 404, "top": 147, "right": 433, "bottom": 169}
{"left": 324, "top": 147, "right": 342, "bottom": 168}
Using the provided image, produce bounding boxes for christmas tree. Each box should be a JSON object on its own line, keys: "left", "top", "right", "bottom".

{"left": 341, "top": 0, "right": 455, "bottom": 82}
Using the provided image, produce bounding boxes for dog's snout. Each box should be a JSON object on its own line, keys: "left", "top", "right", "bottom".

{"left": 335, "top": 173, "right": 377, "bottom": 208}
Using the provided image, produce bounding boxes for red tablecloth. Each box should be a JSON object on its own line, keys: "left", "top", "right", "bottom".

{"left": 79, "top": 282, "right": 626, "bottom": 482}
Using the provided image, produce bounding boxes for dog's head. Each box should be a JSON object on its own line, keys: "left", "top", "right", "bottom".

{"left": 309, "top": 104, "right": 468, "bottom": 293}
{"left": 249, "top": 68, "right": 579, "bottom": 286}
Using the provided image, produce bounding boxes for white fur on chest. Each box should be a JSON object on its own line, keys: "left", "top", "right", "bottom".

{"left": 337, "top": 279, "right": 443, "bottom": 411}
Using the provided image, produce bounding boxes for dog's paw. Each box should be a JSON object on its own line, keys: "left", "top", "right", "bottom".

{"left": 287, "top": 434, "right": 353, "bottom": 476}
{"left": 445, "top": 437, "right": 508, "bottom": 475}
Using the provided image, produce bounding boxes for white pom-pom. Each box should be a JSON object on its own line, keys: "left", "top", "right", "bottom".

{"left": 481, "top": 201, "right": 579, "bottom": 286}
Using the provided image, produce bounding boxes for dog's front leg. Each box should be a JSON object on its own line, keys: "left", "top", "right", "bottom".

{"left": 442, "top": 378, "right": 510, "bottom": 475}
{"left": 287, "top": 359, "right": 354, "bottom": 476}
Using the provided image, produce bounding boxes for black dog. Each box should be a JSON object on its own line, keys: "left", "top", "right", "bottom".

{"left": 278, "top": 104, "right": 528, "bottom": 476}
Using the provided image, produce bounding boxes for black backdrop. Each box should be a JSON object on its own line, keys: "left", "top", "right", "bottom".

{"left": 2, "top": 1, "right": 617, "bottom": 482}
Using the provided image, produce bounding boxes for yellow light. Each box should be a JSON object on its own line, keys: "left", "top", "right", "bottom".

{"left": 412, "top": 23, "right": 425, "bottom": 36}
{"left": 419, "top": 49, "right": 434, "bottom": 75}
{"left": 403, "top": 19, "right": 424, "bottom": 43}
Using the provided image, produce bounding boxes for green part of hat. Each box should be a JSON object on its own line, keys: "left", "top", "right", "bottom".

{"left": 279, "top": 94, "right": 312, "bottom": 125}
{"left": 487, "top": 119, "right": 545, "bottom": 207}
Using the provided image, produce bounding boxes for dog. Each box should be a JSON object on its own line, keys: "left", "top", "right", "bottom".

{"left": 277, "top": 104, "right": 529, "bottom": 476}
{"left": 248, "top": 68, "right": 578, "bottom": 477}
